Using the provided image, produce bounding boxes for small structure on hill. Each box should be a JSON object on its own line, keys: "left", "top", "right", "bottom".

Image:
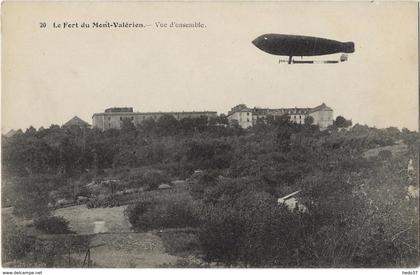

{"left": 158, "top": 183, "right": 172, "bottom": 190}
{"left": 63, "top": 116, "right": 91, "bottom": 128}
{"left": 407, "top": 185, "right": 418, "bottom": 199}
{"left": 407, "top": 159, "right": 415, "bottom": 174}
{"left": 3, "top": 129, "right": 23, "bottom": 138}
{"left": 171, "top": 180, "right": 187, "bottom": 188}
{"left": 93, "top": 220, "right": 108, "bottom": 233}
{"left": 278, "top": 190, "right": 308, "bottom": 213}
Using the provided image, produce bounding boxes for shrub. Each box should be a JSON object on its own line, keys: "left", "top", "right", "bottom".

{"left": 86, "top": 195, "right": 120, "bottom": 208}
{"left": 142, "top": 169, "right": 169, "bottom": 190}
{"left": 124, "top": 168, "right": 170, "bottom": 190}
{"left": 34, "top": 216, "right": 73, "bottom": 234}
{"left": 378, "top": 150, "right": 392, "bottom": 160}
{"left": 124, "top": 199, "right": 156, "bottom": 228}
{"left": 189, "top": 170, "right": 219, "bottom": 200}
{"left": 160, "top": 230, "right": 201, "bottom": 256}
{"left": 125, "top": 196, "right": 198, "bottom": 231}
{"left": 196, "top": 190, "right": 313, "bottom": 267}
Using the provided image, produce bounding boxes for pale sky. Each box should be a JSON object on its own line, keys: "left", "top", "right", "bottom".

{"left": 2, "top": 1, "right": 419, "bottom": 132}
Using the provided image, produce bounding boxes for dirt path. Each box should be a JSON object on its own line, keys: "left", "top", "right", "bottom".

{"left": 55, "top": 205, "right": 179, "bottom": 267}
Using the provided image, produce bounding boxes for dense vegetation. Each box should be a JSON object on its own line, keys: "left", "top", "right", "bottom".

{"left": 2, "top": 114, "right": 419, "bottom": 267}
{"left": 33, "top": 216, "right": 73, "bottom": 235}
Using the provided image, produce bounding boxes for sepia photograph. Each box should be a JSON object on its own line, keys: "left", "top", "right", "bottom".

{"left": 1, "top": 1, "right": 419, "bottom": 270}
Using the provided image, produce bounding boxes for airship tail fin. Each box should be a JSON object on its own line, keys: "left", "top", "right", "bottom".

{"left": 342, "top": 42, "right": 355, "bottom": 53}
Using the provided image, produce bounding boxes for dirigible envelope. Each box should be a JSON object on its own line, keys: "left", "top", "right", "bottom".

{"left": 252, "top": 34, "right": 355, "bottom": 57}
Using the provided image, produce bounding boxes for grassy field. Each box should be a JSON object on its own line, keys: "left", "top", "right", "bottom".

{"left": 55, "top": 204, "right": 131, "bottom": 234}
{"left": 54, "top": 187, "right": 191, "bottom": 234}
{"left": 363, "top": 143, "right": 408, "bottom": 158}
{"left": 53, "top": 188, "right": 194, "bottom": 267}
{"left": 0, "top": 187, "right": 197, "bottom": 267}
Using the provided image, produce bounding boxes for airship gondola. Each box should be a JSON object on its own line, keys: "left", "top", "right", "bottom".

{"left": 252, "top": 34, "right": 355, "bottom": 64}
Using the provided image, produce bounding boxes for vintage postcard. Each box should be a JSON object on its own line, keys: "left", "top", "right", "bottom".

{"left": 1, "top": 0, "right": 419, "bottom": 271}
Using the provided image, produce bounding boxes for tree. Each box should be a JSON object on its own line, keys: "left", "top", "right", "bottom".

{"left": 198, "top": 189, "right": 309, "bottom": 267}
{"left": 11, "top": 176, "right": 51, "bottom": 218}
{"left": 217, "top": 114, "right": 229, "bottom": 125}
{"left": 180, "top": 117, "right": 195, "bottom": 132}
{"left": 58, "top": 137, "right": 82, "bottom": 175}
{"left": 335, "top": 116, "right": 352, "bottom": 128}
{"left": 335, "top": 116, "right": 347, "bottom": 127}
{"left": 120, "top": 119, "right": 137, "bottom": 146}
{"left": 185, "top": 140, "right": 233, "bottom": 169}
{"left": 139, "top": 117, "right": 156, "bottom": 133}
{"left": 25, "top": 126, "right": 37, "bottom": 135}
{"left": 156, "top": 115, "right": 181, "bottom": 135}
{"left": 2, "top": 215, "right": 35, "bottom": 262}
{"left": 275, "top": 117, "right": 294, "bottom": 152}
{"left": 142, "top": 168, "right": 169, "bottom": 190}
{"left": 34, "top": 216, "right": 73, "bottom": 234}
{"left": 304, "top": 116, "right": 314, "bottom": 126}
{"left": 121, "top": 118, "right": 136, "bottom": 133}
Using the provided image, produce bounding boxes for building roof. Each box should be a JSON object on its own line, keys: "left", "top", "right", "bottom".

{"left": 158, "top": 183, "right": 172, "bottom": 189}
{"left": 309, "top": 103, "right": 333, "bottom": 113}
{"left": 227, "top": 104, "right": 253, "bottom": 116}
{"left": 63, "top": 116, "right": 90, "bottom": 127}
{"left": 227, "top": 103, "right": 331, "bottom": 117}
{"left": 251, "top": 108, "right": 270, "bottom": 115}
{"left": 105, "top": 107, "right": 133, "bottom": 113}
{"left": 92, "top": 111, "right": 217, "bottom": 117}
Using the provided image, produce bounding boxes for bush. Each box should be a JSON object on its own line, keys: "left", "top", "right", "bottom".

{"left": 189, "top": 170, "right": 219, "bottom": 200}
{"left": 86, "top": 195, "right": 120, "bottom": 208}
{"left": 160, "top": 230, "right": 201, "bottom": 256}
{"left": 125, "top": 196, "right": 199, "bottom": 231}
{"left": 123, "top": 168, "right": 169, "bottom": 190}
{"left": 34, "top": 216, "right": 73, "bottom": 234}
{"left": 142, "top": 169, "right": 169, "bottom": 190}
{"left": 197, "top": 190, "right": 308, "bottom": 267}
{"left": 378, "top": 150, "right": 392, "bottom": 160}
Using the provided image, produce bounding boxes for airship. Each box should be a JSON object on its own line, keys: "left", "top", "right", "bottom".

{"left": 252, "top": 34, "right": 355, "bottom": 64}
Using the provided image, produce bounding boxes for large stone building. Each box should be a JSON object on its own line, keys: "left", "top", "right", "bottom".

{"left": 92, "top": 107, "right": 217, "bottom": 130}
{"left": 227, "top": 103, "right": 333, "bottom": 129}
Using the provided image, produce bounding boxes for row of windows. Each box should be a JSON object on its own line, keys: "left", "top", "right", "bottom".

{"left": 250, "top": 115, "right": 304, "bottom": 119}
{"left": 105, "top": 114, "right": 205, "bottom": 122}
{"left": 119, "top": 117, "right": 134, "bottom": 121}
{"left": 107, "top": 116, "right": 156, "bottom": 121}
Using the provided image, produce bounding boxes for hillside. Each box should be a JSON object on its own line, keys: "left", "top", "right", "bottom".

{"left": 2, "top": 117, "right": 419, "bottom": 267}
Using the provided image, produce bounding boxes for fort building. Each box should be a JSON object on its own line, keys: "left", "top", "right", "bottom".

{"left": 227, "top": 103, "right": 333, "bottom": 130}
{"left": 92, "top": 107, "right": 217, "bottom": 130}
